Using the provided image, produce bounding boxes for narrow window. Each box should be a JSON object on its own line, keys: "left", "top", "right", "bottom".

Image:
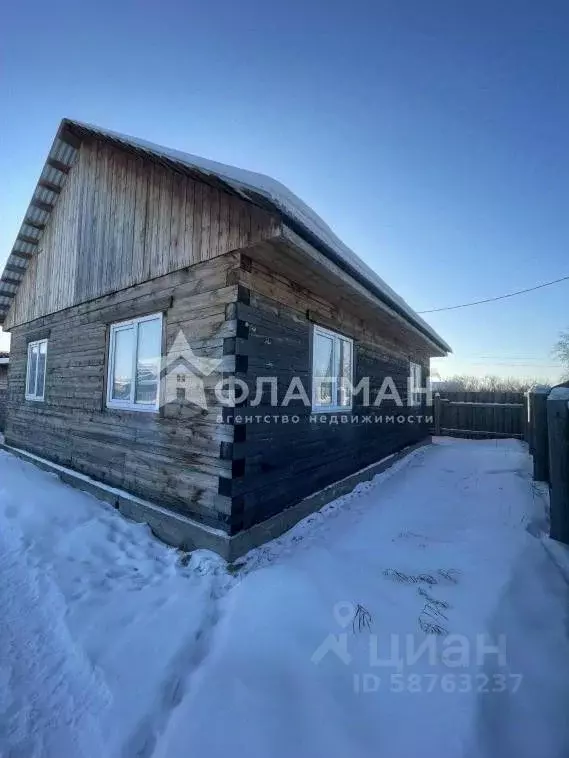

{"left": 26, "top": 339, "right": 48, "bottom": 401}
{"left": 107, "top": 313, "right": 163, "bottom": 411}
{"left": 312, "top": 325, "right": 353, "bottom": 411}
{"left": 409, "top": 361, "right": 422, "bottom": 407}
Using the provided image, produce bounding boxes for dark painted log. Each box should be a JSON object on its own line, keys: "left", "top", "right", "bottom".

{"left": 0, "top": 388, "right": 6, "bottom": 431}
{"left": 547, "top": 388, "right": 569, "bottom": 544}
{"left": 531, "top": 386, "right": 550, "bottom": 482}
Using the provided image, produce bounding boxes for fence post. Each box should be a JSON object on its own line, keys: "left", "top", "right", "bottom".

{"left": 547, "top": 388, "right": 569, "bottom": 544}
{"left": 434, "top": 393, "right": 441, "bottom": 436}
{"left": 527, "top": 390, "right": 536, "bottom": 455}
{"left": 523, "top": 391, "right": 531, "bottom": 447}
{"left": 530, "top": 386, "right": 550, "bottom": 482}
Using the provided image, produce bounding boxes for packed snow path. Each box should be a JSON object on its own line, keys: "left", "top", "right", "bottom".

{"left": 1, "top": 438, "right": 568, "bottom": 757}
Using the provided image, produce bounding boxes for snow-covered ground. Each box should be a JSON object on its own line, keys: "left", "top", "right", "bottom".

{"left": 1, "top": 438, "right": 569, "bottom": 758}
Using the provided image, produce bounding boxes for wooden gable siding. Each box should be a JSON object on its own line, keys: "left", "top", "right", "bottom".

{"left": 4, "top": 139, "right": 280, "bottom": 330}
{"left": 9, "top": 152, "right": 83, "bottom": 327}
{"left": 4, "top": 253, "right": 243, "bottom": 531}
{"left": 221, "top": 251, "right": 432, "bottom": 532}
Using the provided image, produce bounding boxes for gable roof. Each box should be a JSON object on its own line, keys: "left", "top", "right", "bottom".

{"left": 0, "top": 118, "right": 450, "bottom": 354}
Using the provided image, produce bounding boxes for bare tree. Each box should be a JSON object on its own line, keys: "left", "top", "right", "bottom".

{"left": 435, "top": 375, "right": 549, "bottom": 392}
{"left": 553, "top": 331, "right": 569, "bottom": 380}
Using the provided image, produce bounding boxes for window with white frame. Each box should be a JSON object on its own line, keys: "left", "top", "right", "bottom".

{"left": 312, "top": 325, "right": 353, "bottom": 411}
{"left": 26, "top": 339, "right": 48, "bottom": 401}
{"left": 409, "top": 361, "right": 422, "bottom": 407}
{"left": 107, "top": 313, "right": 163, "bottom": 411}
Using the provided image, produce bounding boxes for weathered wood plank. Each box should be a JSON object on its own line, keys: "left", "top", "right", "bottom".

{"left": 132, "top": 156, "right": 149, "bottom": 283}
{"left": 169, "top": 172, "right": 185, "bottom": 273}
{"left": 182, "top": 177, "right": 196, "bottom": 267}
{"left": 435, "top": 391, "right": 525, "bottom": 439}
{"left": 200, "top": 183, "right": 211, "bottom": 262}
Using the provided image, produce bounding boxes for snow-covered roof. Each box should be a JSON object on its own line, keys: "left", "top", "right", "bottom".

{"left": 0, "top": 118, "right": 450, "bottom": 353}
{"left": 549, "top": 386, "right": 569, "bottom": 401}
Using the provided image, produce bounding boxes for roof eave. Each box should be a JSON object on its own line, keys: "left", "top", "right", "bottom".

{"left": 278, "top": 222, "right": 451, "bottom": 355}
{"left": 0, "top": 120, "right": 82, "bottom": 327}
{"left": 279, "top": 226, "right": 450, "bottom": 357}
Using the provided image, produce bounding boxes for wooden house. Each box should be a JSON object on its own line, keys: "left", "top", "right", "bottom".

{"left": 0, "top": 119, "right": 450, "bottom": 558}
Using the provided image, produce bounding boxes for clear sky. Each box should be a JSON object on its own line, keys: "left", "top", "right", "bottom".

{"left": 2, "top": 0, "right": 568, "bottom": 380}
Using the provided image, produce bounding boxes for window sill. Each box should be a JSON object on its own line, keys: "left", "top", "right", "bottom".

{"left": 106, "top": 403, "right": 159, "bottom": 414}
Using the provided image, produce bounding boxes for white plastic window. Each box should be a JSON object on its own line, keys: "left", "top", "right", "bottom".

{"left": 26, "top": 339, "right": 48, "bottom": 401}
{"left": 312, "top": 325, "right": 353, "bottom": 411}
{"left": 107, "top": 313, "right": 163, "bottom": 411}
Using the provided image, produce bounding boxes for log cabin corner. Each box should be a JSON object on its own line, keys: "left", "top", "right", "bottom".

{"left": 0, "top": 119, "right": 450, "bottom": 560}
{"left": 0, "top": 352, "right": 8, "bottom": 431}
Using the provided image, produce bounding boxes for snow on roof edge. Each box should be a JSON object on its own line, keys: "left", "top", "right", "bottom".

{"left": 66, "top": 119, "right": 451, "bottom": 354}
{"left": 549, "top": 386, "right": 569, "bottom": 401}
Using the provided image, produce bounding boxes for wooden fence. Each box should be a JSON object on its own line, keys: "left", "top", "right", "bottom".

{"left": 433, "top": 391, "right": 526, "bottom": 440}
{"left": 527, "top": 385, "right": 569, "bottom": 544}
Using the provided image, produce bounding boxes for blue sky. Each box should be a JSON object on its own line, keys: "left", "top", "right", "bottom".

{"left": 2, "top": 0, "right": 569, "bottom": 380}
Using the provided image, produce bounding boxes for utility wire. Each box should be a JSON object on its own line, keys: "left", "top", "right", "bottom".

{"left": 417, "top": 273, "right": 569, "bottom": 314}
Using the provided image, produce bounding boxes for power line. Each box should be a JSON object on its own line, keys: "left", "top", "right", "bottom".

{"left": 417, "top": 274, "right": 569, "bottom": 314}
{"left": 463, "top": 361, "right": 564, "bottom": 369}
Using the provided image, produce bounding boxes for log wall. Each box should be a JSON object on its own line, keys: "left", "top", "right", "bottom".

{"left": 4, "top": 253, "right": 243, "bottom": 530}
{"left": 222, "top": 253, "right": 433, "bottom": 532}
{"left": 0, "top": 365, "right": 7, "bottom": 432}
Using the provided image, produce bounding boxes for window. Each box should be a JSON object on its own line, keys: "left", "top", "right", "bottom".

{"left": 107, "top": 313, "right": 163, "bottom": 411}
{"left": 312, "top": 325, "right": 353, "bottom": 411}
{"left": 409, "top": 361, "right": 422, "bottom": 407}
{"left": 26, "top": 339, "right": 48, "bottom": 401}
